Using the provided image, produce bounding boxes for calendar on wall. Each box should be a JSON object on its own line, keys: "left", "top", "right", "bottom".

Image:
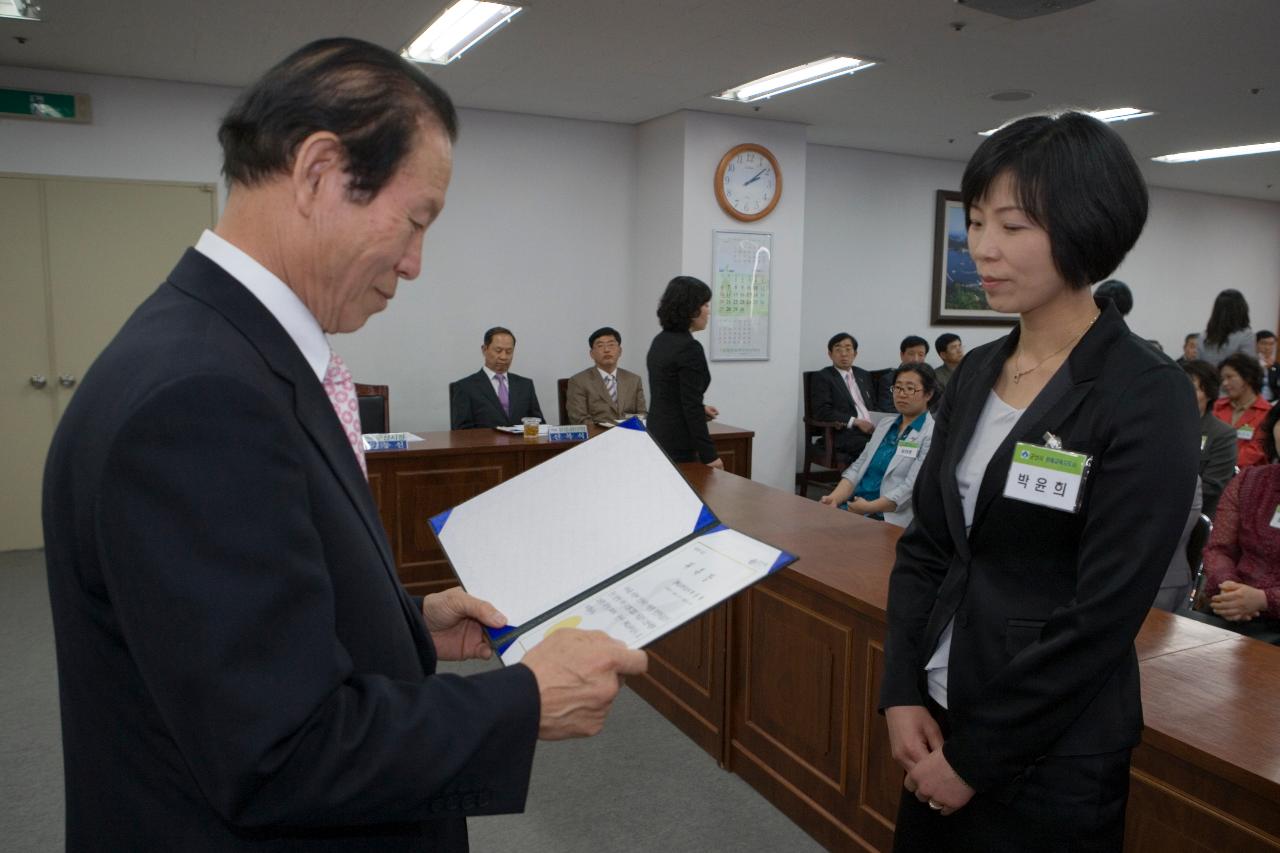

{"left": 710, "top": 230, "right": 772, "bottom": 361}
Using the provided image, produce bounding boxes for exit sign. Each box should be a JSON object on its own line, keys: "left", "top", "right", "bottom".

{"left": 0, "top": 88, "right": 92, "bottom": 123}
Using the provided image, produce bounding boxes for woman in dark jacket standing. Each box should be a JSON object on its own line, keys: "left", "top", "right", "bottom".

{"left": 646, "top": 276, "right": 722, "bottom": 469}
{"left": 880, "top": 112, "right": 1199, "bottom": 852}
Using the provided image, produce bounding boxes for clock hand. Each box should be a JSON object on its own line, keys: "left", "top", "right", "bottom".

{"left": 743, "top": 168, "right": 768, "bottom": 186}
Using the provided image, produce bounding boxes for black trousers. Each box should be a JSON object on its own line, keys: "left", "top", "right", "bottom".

{"left": 892, "top": 701, "right": 1131, "bottom": 853}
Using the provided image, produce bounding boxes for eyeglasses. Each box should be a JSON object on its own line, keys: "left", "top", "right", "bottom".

{"left": 891, "top": 384, "right": 923, "bottom": 396}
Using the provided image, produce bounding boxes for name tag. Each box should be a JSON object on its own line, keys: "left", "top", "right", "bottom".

{"left": 548, "top": 425, "right": 589, "bottom": 442}
{"left": 1271, "top": 504, "right": 1280, "bottom": 530}
{"left": 1004, "top": 441, "right": 1091, "bottom": 513}
{"left": 1237, "top": 425, "right": 1254, "bottom": 441}
{"left": 896, "top": 439, "right": 920, "bottom": 459}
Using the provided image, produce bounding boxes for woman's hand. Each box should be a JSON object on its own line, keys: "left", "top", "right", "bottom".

{"left": 706, "top": 457, "right": 724, "bottom": 470}
{"left": 1210, "top": 580, "right": 1267, "bottom": 621}
{"left": 704, "top": 405, "right": 719, "bottom": 420}
{"left": 819, "top": 494, "right": 839, "bottom": 506}
{"left": 847, "top": 497, "right": 872, "bottom": 515}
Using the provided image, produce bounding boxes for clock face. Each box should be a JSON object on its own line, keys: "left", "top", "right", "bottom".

{"left": 716, "top": 144, "right": 781, "bottom": 221}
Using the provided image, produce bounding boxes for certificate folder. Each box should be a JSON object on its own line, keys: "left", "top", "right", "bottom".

{"left": 430, "top": 418, "right": 797, "bottom": 665}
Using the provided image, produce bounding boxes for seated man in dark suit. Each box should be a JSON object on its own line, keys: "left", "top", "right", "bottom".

{"left": 810, "top": 332, "right": 877, "bottom": 460}
{"left": 875, "top": 335, "right": 929, "bottom": 410}
{"left": 451, "top": 326, "right": 545, "bottom": 429}
{"left": 565, "top": 326, "right": 647, "bottom": 425}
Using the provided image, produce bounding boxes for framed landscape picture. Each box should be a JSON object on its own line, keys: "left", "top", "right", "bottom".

{"left": 930, "top": 190, "right": 1016, "bottom": 326}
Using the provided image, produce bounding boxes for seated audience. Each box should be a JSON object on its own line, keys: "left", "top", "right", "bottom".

{"left": 1259, "top": 329, "right": 1278, "bottom": 403}
{"left": 810, "top": 332, "right": 877, "bottom": 459}
{"left": 565, "top": 327, "right": 646, "bottom": 425}
{"left": 1198, "top": 288, "right": 1254, "bottom": 366}
{"left": 1094, "top": 279, "right": 1133, "bottom": 315}
{"left": 933, "top": 333, "right": 964, "bottom": 390}
{"left": 1181, "top": 360, "right": 1239, "bottom": 517}
{"left": 1175, "top": 332, "right": 1199, "bottom": 366}
{"left": 1213, "top": 352, "right": 1272, "bottom": 468}
{"left": 875, "top": 335, "right": 929, "bottom": 410}
{"left": 819, "top": 363, "right": 936, "bottom": 527}
{"left": 1190, "top": 405, "right": 1280, "bottom": 644}
{"left": 450, "top": 326, "right": 544, "bottom": 429}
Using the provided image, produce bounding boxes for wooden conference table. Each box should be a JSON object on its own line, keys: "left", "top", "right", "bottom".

{"left": 366, "top": 427, "right": 1280, "bottom": 852}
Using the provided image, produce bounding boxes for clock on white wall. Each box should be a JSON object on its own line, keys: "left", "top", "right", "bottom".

{"left": 714, "top": 143, "right": 782, "bottom": 222}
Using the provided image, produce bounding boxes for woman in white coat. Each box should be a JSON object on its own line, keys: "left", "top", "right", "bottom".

{"left": 820, "top": 363, "right": 937, "bottom": 527}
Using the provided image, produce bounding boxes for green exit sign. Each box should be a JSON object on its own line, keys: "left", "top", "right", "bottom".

{"left": 0, "top": 88, "right": 92, "bottom": 123}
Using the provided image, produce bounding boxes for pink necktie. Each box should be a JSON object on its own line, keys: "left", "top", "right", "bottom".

{"left": 323, "top": 350, "right": 366, "bottom": 478}
{"left": 496, "top": 373, "right": 510, "bottom": 416}
{"left": 845, "top": 371, "right": 869, "bottom": 420}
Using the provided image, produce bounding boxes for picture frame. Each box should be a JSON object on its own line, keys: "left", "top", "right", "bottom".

{"left": 930, "top": 190, "right": 1016, "bottom": 326}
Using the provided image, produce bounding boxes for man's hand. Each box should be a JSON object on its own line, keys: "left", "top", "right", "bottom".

{"left": 851, "top": 418, "right": 874, "bottom": 434}
{"left": 704, "top": 405, "right": 719, "bottom": 420}
{"left": 520, "top": 629, "right": 648, "bottom": 740}
{"left": 885, "top": 705, "right": 943, "bottom": 772}
{"left": 1211, "top": 580, "right": 1266, "bottom": 622}
{"left": 707, "top": 457, "right": 725, "bottom": 470}
{"left": 421, "top": 587, "right": 507, "bottom": 661}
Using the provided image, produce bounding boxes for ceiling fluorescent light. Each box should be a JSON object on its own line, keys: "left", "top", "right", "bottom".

{"left": 403, "top": 0, "right": 522, "bottom": 65}
{"left": 715, "top": 56, "right": 877, "bottom": 103}
{"left": 0, "top": 0, "right": 41, "bottom": 21}
{"left": 978, "top": 106, "right": 1154, "bottom": 136}
{"left": 1152, "top": 141, "right": 1280, "bottom": 163}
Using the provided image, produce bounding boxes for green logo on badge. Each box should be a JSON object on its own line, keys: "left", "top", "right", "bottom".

{"left": 1020, "top": 449, "right": 1030, "bottom": 460}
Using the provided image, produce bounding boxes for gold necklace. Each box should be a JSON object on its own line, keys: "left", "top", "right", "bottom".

{"left": 1011, "top": 312, "right": 1100, "bottom": 384}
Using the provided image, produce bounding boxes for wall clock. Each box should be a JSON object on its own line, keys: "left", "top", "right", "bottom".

{"left": 714, "top": 143, "right": 782, "bottom": 222}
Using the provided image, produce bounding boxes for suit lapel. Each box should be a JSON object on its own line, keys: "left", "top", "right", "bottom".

{"left": 966, "top": 301, "right": 1124, "bottom": 539}
{"left": 168, "top": 250, "right": 421, "bottom": 634}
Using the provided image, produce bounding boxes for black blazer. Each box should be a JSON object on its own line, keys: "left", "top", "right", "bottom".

{"left": 450, "top": 368, "right": 544, "bottom": 429}
{"left": 43, "top": 250, "right": 540, "bottom": 851}
{"left": 646, "top": 329, "right": 716, "bottom": 463}
{"left": 880, "top": 302, "right": 1199, "bottom": 794}
{"left": 810, "top": 364, "right": 876, "bottom": 456}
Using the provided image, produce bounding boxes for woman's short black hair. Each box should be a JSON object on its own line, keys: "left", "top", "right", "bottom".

{"left": 1219, "top": 352, "right": 1264, "bottom": 394}
{"left": 1204, "top": 289, "right": 1252, "bottom": 348}
{"left": 891, "top": 362, "right": 938, "bottom": 401}
{"left": 219, "top": 37, "right": 458, "bottom": 201}
{"left": 1261, "top": 404, "right": 1280, "bottom": 463}
{"left": 1094, "top": 280, "right": 1133, "bottom": 315}
{"left": 657, "top": 276, "right": 712, "bottom": 332}
{"left": 1180, "top": 359, "right": 1221, "bottom": 401}
{"left": 961, "top": 111, "right": 1148, "bottom": 289}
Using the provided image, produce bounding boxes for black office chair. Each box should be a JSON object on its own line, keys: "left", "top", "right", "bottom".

{"left": 556, "top": 378, "right": 570, "bottom": 425}
{"left": 354, "top": 383, "right": 389, "bottom": 434}
{"left": 1185, "top": 513, "right": 1213, "bottom": 611}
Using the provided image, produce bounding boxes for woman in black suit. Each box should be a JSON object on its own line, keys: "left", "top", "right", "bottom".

{"left": 880, "top": 113, "right": 1199, "bottom": 852}
{"left": 646, "top": 276, "right": 722, "bottom": 469}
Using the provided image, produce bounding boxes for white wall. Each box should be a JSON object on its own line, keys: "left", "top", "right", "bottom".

{"left": 801, "top": 143, "right": 1280, "bottom": 377}
{"left": 680, "top": 111, "right": 809, "bottom": 491}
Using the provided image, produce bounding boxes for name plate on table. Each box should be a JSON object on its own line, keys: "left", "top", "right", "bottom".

{"left": 548, "top": 425, "right": 589, "bottom": 442}
{"left": 361, "top": 432, "right": 422, "bottom": 451}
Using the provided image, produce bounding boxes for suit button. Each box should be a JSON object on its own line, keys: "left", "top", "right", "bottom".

{"left": 446, "top": 795, "right": 460, "bottom": 811}
{"left": 461, "top": 793, "right": 477, "bottom": 810}
{"left": 479, "top": 791, "right": 492, "bottom": 807}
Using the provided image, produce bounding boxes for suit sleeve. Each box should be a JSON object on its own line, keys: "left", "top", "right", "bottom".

{"left": 450, "top": 380, "right": 474, "bottom": 430}
{"left": 527, "top": 383, "right": 544, "bottom": 423}
{"left": 97, "top": 375, "right": 540, "bottom": 829}
{"left": 811, "top": 372, "right": 845, "bottom": 425}
{"left": 880, "top": 370, "right": 963, "bottom": 711}
{"left": 565, "top": 375, "right": 590, "bottom": 425}
{"left": 940, "top": 363, "right": 1199, "bottom": 792}
{"left": 1201, "top": 425, "right": 1238, "bottom": 510}
{"left": 677, "top": 341, "right": 717, "bottom": 464}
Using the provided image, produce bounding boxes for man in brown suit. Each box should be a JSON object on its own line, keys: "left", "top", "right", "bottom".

{"left": 565, "top": 326, "right": 647, "bottom": 425}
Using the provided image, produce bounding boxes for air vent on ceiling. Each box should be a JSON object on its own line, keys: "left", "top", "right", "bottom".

{"left": 955, "top": 0, "right": 1095, "bottom": 20}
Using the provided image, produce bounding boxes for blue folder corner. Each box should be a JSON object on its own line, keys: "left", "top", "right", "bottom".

{"left": 429, "top": 508, "right": 451, "bottom": 536}
{"left": 617, "top": 416, "right": 646, "bottom": 431}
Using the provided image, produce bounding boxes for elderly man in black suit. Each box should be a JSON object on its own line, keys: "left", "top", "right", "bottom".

{"left": 42, "top": 38, "right": 644, "bottom": 853}
{"left": 810, "top": 332, "right": 878, "bottom": 459}
{"left": 450, "top": 326, "right": 545, "bottom": 429}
